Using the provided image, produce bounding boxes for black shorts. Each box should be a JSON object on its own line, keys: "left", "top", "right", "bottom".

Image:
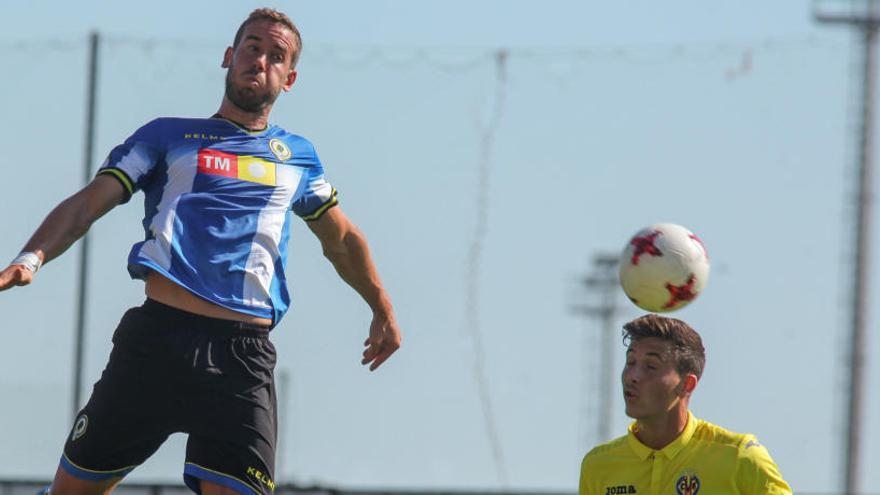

{"left": 61, "top": 299, "right": 278, "bottom": 495}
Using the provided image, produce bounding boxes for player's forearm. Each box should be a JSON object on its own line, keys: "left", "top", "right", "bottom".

{"left": 323, "top": 227, "right": 393, "bottom": 317}
{"left": 20, "top": 195, "right": 97, "bottom": 265}
{"left": 19, "top": 177, "right": 126, "bottom": 267}
{"left": 14, "top": 177, "right": 125, "bottom": 268}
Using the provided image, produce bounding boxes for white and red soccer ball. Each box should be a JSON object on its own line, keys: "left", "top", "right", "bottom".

{"left": 619, "top": 223, "right": 710, "bottom": 312}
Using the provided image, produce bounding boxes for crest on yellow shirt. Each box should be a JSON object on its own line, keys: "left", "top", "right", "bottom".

{"left": 675, "top": 472, "right": 700, "bottom": 495}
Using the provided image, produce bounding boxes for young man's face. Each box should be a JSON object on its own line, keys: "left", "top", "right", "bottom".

{"left": 621, "top": 337, "right": 694, "bottom": 421}
{"left": 222, "top": 19, "right": 298, "bottom": 113}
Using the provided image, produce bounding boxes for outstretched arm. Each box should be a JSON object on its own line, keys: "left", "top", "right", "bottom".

{"left": 307, "top": 206, "right": 401, "bottom": 371}
{"left": 0, "top": 175, "right": 126, "bottom": 291}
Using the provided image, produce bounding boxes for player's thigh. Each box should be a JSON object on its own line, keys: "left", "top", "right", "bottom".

{"left": 200, "top": 480, "right": 244, "bottom": 495}
{"left": 62, "top": 304, "right": 177, "bottom": 477}
{"left": 50, "top": 464, "right": 122, "bottom": 495}
{"left": 182, "top": 333, "right": 278, "bottom": 495}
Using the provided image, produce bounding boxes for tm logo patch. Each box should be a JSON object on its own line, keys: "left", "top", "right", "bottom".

{"left": 198, "top": 149, "right": 277, "bottom": 186}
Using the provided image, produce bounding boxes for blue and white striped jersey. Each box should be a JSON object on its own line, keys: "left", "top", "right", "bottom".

{"left": 97, "top": 117, "right": 338, "bottom": 324}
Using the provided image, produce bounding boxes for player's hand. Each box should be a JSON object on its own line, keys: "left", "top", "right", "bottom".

{"left": 362, "top": 311, "right": 401, "bottom": 371}
{"left": 0, "top": 264, "right": 34, "bottom": 292}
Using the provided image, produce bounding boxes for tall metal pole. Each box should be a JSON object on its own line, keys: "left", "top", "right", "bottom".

{"left": 847, "top": 15, "right": 876, "bottom": 494}
{"left": 73, "top": 31, "right": 99, "bottom": 419}
{"left": 571, "top": 254, "right": 624, "bottom": 446}
{"left": 277, "top": 368, "right": 290, "bottom": 481}
{"left": 815, "top": 2, "right": 878, "bottom": 492}
{"left": 594, "top": 257, "right": 618, "bottom": 443}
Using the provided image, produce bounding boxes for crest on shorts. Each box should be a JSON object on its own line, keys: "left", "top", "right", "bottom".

{"left": 71, "top": 414, "right": 89, "bottom": 442}
{"left": 268, "top": 139, "right": 292, "bottom": 161}
{"left": 675, "top": 471, "right": 700, "bottom": 495}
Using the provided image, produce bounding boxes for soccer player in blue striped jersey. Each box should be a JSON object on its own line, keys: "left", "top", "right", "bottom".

{"left": 0, "top": 9, "right": 401, "bottom": 495}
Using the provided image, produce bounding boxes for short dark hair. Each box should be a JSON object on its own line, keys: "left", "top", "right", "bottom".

{"left": 233, "top": 8, "right": 303, "bottom": 68}
{"left": 623, "top": 314, "right": 706, "bottom": 378}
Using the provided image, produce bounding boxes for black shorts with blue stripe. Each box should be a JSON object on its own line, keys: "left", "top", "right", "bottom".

{"left": 61, "top": 299, "right": 277, "bottom": 495}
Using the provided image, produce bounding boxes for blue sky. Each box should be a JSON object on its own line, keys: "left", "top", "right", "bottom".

{"left": 0, "top": 1, "right": 870, "bottom": 493}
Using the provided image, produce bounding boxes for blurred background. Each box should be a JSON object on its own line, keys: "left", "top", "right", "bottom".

{"left": 0, "top": 1, "right": 874, "bottom": 494}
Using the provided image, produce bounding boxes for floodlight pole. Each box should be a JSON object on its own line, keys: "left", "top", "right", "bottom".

{"left": 73, "top": 31, "right": 99, "bottom": 419}
{"left": 815, "top": 3, "right": 878, "bottom": 493}
{"left": 277, "top": 368, "right": 291, "bottom": 481}
{"left": 571, "top": 254, "right": 624, "bottom": 446}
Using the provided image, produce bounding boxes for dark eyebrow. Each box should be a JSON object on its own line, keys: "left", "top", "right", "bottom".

{"left": 626, "top": 347, "right": 663, "bottom": 359}
{"left": 244, "top": 34, "right": 290, "bottom": 56}
{"left": 625, "top": 349, "right": 664, "bottom": 360}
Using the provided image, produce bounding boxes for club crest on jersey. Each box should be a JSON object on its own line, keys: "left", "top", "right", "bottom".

{"left": 71, "top": 414, "right": 88, "bottom": 442}
{"left": 268, "top": 138, "right": 292, "bottom": 161}
{"left": 675, "top": 472, "right": 700, "bottom": 495}
{"left": 198, "top": 149, "right": 277, "bottom": 186}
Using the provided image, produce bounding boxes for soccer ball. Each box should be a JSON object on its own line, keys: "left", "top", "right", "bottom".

{"left": 619, "top": 223, "right": 710, "bottom": 312}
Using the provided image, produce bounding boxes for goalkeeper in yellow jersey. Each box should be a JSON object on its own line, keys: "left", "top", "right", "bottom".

{"left": 579, "top": 314, "right": 791, "bottom": 495}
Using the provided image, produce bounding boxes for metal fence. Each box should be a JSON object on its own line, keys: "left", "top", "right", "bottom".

{"left": 0, "top": 480, "right": 577, "bottom": 495}
{"left": 0, "top": 479, "right": 869, "bottom": 495}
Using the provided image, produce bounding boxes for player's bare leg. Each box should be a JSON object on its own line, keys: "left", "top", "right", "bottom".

{"left": 48, "top": 466, "right": 122, "bottom": 495}
{"left": 199, "top": 480, "right": 241, "bottom": 495}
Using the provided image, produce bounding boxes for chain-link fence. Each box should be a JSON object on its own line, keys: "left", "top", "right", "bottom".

{"left": 0, "top": 479, "right": 870, "bottom": 495}
{"left": 1, "top": 480, "right": 576, "bottom": 495}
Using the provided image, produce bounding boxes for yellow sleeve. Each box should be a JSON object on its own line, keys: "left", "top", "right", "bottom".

{"left": 735, "top": 436, "right": 792, "bottom": 495}
{"left": 579, "top": 454, "right": 598, "bottom": 495}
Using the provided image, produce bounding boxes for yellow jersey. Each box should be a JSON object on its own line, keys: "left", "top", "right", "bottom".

{"left": 579, "top": 412, "right": 791, "bottom": 495}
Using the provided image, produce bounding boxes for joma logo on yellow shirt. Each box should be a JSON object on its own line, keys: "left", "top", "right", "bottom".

{"left": 605, "top": 485, "right": 636, "bottom": 495}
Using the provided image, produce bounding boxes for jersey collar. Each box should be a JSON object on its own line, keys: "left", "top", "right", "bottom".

{"left": 211, "top": 113, "right": 271, "bottom": 135}
{"left": 626, "top": 411, "right": 699, "bottom": 461}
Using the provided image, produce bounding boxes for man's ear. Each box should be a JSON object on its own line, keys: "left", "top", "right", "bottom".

{"left": 282, "top": 70, "right": 297, "bottom": 92}
{"left": 680, "top": 374, "right": 698, "bottom": 396}
{"left": 221, "top": 47, "right": 233, "bottom": 68}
